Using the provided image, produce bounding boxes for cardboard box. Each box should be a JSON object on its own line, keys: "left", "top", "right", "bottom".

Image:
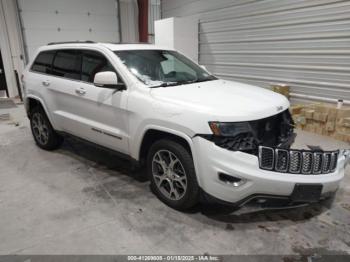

{"left": 337, "top": 108, "right": 350, "bottom": 119}
{"left": 303, "top": 109, "right": 315, "bottom": 119}
{"left": 313, "top": 112, "right": 328, "bottom": 122}
{"left": 272, "top": 85, "right": 290, "bottom": 99}
{"left": 290, "top": 102, "right": 350, "bottom": 142}
{"left": 325, "top": 121, "right": 336, "bottom": 132}
{"left": 342, "top": 117, "right": 350, "bottom": 127}
{"left": 290, "top": 105, "right": 304, "bottom": 115}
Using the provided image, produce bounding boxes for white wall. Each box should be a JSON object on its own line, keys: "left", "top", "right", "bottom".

{"left": 18, "top": 0, "right": 121, "bottom": 60}
{"left": 119, "top": 0, "right": 138, "bottom": 43}
{"left": 0, "top": 0, "right": 24, "bottom": 97}
{"left": 155, "top": 17, "right": 198, "bottom": 62}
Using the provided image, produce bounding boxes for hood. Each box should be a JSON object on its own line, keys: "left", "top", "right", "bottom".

{"left": 150, "top": 79, "right": 290, "bottom": 121}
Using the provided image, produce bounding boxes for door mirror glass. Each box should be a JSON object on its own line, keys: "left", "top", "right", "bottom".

{"left": 94, "top": 71, "right": 125, "bottom": 90}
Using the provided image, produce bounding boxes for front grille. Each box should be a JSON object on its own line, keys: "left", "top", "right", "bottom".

{"left": 258, "top": 146, "right": 339, "bottom": 175}
{"left": 259, "top": 147, "right": 274, "bottom": 170}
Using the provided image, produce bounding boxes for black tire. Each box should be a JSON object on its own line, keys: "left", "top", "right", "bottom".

{"left": 30, "top": 106, "right": 63, "bottom": 150}
{"left": 147, "top": 139, "right": 199, "bottom": 210}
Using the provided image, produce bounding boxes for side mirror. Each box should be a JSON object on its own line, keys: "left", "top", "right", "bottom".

{"left": 94, "top": 71, "right": 125, "bottom": 90}
{"left": 200, "top": 65, "right": 207, "bottom": 71}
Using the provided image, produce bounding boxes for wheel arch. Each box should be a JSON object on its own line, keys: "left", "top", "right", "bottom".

{"left": 25, "top": 95, "right": 55, "bottom": 127}
{"left": 138, "top": 127, "right": 195, "bottom": 165}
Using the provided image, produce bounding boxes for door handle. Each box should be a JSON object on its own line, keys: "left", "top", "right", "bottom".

{"left": 42, "top": 80, "right": 50, "bottom": 86}
{"left": 75, "top": 87, "right": 86, "bottom": 95}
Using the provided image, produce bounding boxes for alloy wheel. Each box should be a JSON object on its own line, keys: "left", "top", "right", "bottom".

{"left": 31, "top": 112, "right": 49, "bottom": 145}
{"left": 152, "top": 150, "right": 187, "bottom": 200}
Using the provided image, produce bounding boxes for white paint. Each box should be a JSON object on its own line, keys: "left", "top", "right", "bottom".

{"left": 155, "top": 17, "right": 198, "bottom": 62}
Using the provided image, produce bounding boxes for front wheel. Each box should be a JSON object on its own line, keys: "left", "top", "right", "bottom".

{"left": 147, "top": 139, "right": 199, "bottom": 210}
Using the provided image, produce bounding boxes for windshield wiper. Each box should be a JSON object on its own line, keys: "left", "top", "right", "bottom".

{"left": 191, "top": 77, "right": 217, "bottom": 84}
{"left": 150, "top": 77, "right": 217, "bottom": 88}
{"left": 150, "top": 81, "right": 187, "bottom": 88}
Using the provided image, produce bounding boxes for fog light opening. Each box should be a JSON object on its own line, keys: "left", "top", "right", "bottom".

{"left": 218, "top": 173, "right": 244, "bottom": 187}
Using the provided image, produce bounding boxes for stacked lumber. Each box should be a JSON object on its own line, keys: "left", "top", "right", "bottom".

{"left": 290, "top": 103, "right": 350, "bottom": 143}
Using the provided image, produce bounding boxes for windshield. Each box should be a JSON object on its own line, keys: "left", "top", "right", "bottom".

{"left": 114, "top": 50, "right": 217, "bottom": 87}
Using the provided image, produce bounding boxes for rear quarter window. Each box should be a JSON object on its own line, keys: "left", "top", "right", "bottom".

{"left": 31, "top": 51, "right": 55, "bottom": 74}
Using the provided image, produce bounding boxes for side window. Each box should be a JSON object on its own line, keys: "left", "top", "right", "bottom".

{"left": 31, "top": 51, "right": 55, "bottom": 74}
{"left": 52, "top": 50, "right": 81, "bottom": 80}
{"left": 82, "top": 50, "right": 122, "bottom": 84}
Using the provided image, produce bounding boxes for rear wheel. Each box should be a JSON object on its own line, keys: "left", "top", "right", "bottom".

{"left": 30, "top": 106, "right": 63, "bottom": 150}
{"left": 147, "top": 139, "right": 199, "bottom": 210}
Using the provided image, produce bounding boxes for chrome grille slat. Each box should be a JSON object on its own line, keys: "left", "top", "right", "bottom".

{"left": 259, "top": 146, "right": 274, "bottom": 170}
{"left": 322, "top": 153, "right": 332, "bottom": 174}
{"left": 258, "top": 146, "right": 339, "bottom": 175}
{"left": 330, "top": 152, "right": 338, "bottom": 172}
{"left": 275, "top": 149, "right": 289, "bottom": 172}
{"left": 289, "top": 151, "right": 302, "bottom": 173}
{"left": 302, "top": 152, "right": 313, "bottom": 174}
{"left": 312, "top": 152, "right": 323, "bottom": 174}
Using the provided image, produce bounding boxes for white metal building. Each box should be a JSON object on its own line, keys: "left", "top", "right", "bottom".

{"left": 161, "top": 0, "right": 350, "bottom": 104}
{"left": 1, "top": 0, "right": 349, "bottom": 104}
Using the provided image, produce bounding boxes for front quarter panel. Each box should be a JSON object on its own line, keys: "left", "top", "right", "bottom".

{"left": 127, "top": 86, "right": 212, "bottom": 160}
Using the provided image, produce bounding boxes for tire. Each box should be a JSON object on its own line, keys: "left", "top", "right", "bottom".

{"left": 30, "top": 106, "right": 63, "bottom": 150}
{"left": 147, "top": 139, "right": 199, "bottom": 210}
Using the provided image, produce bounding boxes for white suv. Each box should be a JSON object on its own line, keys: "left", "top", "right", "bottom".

{"left": 22, "top": 41, "right": 348, "bottom": 210}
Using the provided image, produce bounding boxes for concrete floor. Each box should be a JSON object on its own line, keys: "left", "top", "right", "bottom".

{"left": 0, "top": 105, "right": 350, "bottom": 256}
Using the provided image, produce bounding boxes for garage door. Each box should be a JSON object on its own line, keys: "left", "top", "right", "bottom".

{"left": 161, "top": 0, "right": 350, "bottom": 103}
{"left": 18, "top": 0, "right": 120, "bottom": 60}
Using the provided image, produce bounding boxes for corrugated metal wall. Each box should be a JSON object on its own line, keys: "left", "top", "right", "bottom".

{"left": 161, "top": 0, "right": 350, "bottom": 103}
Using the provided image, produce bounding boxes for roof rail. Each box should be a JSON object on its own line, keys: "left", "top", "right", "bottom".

{"left": 47, "top": 40, "right": 96, "bottom": 45}
{"left": 109, "top": 42, "right": 151, "bottom": 45}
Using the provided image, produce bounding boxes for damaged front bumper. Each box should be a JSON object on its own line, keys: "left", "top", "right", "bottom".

{"left": 192, "top": 136, "right": 349, "bottom": 206}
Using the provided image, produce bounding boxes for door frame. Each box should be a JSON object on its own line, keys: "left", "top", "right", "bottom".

{"left": 0, "top": 50, "right": 9, "bottom": 97}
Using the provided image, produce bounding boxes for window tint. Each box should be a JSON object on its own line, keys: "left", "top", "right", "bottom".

{"left": 31, "top": 51, "right": 55, "bottom": 74}
{"left": 52, "top": 50, "right": 81, "bottom": 80}
{"left": 81, "top": 50, "right": 118, "bottom": 83}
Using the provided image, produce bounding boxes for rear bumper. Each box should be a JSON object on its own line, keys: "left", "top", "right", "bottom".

{"left": 192, "top": 137, "right": 346, "bottom": 204}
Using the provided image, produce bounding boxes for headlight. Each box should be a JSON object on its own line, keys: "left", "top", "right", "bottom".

{"left": 208, "top": 122, "right": 251, "bottom": 137}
